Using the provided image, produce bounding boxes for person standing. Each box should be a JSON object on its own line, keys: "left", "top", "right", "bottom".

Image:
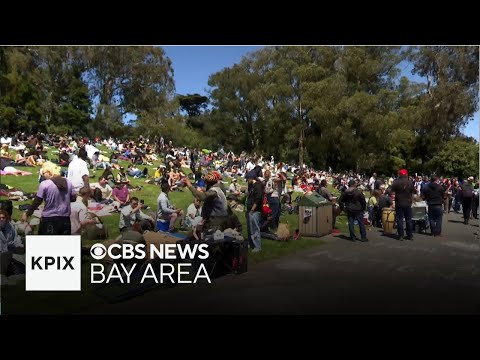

{"left": 183, "top": 171, "right": 229, "bottom": 234}
{"left": 339, "top": 179, "right": 368, "bottom": 242}
{"left": 391, "top": 168, "right": 416, "bottom": 240}
{"left": 22, "top": 161, "right": 75, "bottom": 235}
{"left": 460, "top": 177, "right": 474, "bottom": 225}
{"left": 264, "top": 170, "right": 280, "bottom": 231}
{"left": 369, "top": 173, "right": 377, "bottom": 193}
{"left": 245, "top": 171, "right": 264, "bottom": 252}
{"left": 422, "top": 176, "right": 446, "bottom": 237}
{"left": 318, "top": 179, "right": 341, "bottom": 233}
{"left": 472, "top": 180, "right": 479, "bottom": 220}
{"left": 67, "top": 148, "right": 90, "bottom": 193}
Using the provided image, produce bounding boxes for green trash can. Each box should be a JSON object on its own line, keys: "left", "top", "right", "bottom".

{"left": 297, "top": 192, "right": 333, "bottom": 237}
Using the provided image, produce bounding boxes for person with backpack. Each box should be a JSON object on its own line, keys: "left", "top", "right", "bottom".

{"left": 421, "top": 176, "right": 446, "bottom": 237}
{"left": 460, "top": 177, "right": 474, "bottom": 225}
{"left": 339, "top": 179, "right": 368, "bottom": 242}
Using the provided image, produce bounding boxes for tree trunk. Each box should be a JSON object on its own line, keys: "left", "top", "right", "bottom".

{"left": 299, "top": 127, "right": 304, "bottom": 168}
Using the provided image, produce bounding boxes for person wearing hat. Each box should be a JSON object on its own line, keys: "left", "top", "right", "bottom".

{"left": 391, "top": 169, "right": 416, "bottom": 240}
{"left": 213, "top": 170, "right": 229, "bottom": 194}
{"left": 459, "top": 177, "right": 474, "bottom": 225}
{"left": 339, "top": 179, "right": 368, "bottom": 241}
{"left": 183, "top": 171, "right": 230, "bottom": 234}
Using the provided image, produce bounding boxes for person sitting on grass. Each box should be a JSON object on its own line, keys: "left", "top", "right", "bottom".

{"left": 119, "top": 197, "right": 154, "bottom": 233}
{"left": 156, "top": 182, "right": 185, "bottom": 232}
{"left": 116, "top": 166, "right": 130, "bottom": 185}
{"left": 14, "top": 149, "right": 36, "bottom": 167}
{"left": 112, "top": 182, "right": 129, "bottom": 208}
{"left": 185, "top": 198, "right": 203, "bottom": 240}
{"left": 70, "top": 187, "right": 97, "bottom": 235}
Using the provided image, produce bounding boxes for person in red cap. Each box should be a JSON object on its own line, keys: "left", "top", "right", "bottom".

{"left": 391, "top": 168, "right": 416, "bottom": 240}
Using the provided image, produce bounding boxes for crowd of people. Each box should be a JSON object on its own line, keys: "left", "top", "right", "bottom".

{"left": 1, "top": 132, "right": 479, "bottom": 282}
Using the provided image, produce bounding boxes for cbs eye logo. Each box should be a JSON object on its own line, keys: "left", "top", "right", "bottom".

{"left": 90, "top": 244, "right": 107, "bottom": 260}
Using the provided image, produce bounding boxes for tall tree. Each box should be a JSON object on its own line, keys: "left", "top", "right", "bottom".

{"left": 409, "top": 46, "right": 479, "bottom": 166}
{"left": 208, "top": 59, "right": 264, "bottom": 152}
{"left": 428, "top": 137, "right": 479, "bottom": 178}
{"left": 33, "top": 46, "right": 91, "bottom": 135}
{"left": 84, "top": 46, "right": 175, "bottom": 136}
{"left": 0, "top": 47, "right": 44, "bottom": 133}
{"left": 177, "top": 93, "right": 209, "bottom": 129}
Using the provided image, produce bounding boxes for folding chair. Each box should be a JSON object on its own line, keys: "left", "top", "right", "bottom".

{"left": 412, "top": 205, "right": 429, "bottom": 234}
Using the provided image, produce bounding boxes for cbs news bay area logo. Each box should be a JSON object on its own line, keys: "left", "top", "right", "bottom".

{"left": 26, "top": 235, "right": 212, "bottom": 291}
{"left": 89, "top": 242, "right": 211, "bottom": 284}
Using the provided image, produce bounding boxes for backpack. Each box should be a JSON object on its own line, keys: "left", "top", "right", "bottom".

{"left": 461, "top": 183, "right": 473, "bottom": 198}
{"left": 262, "top": 194, "right": 272, "bottom": 217}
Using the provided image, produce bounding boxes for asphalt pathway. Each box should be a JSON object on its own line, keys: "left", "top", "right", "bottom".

{"left": 84, "top": 211, "right": 480, "bottom": 314}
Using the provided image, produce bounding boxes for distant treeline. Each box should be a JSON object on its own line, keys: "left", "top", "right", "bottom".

{"left": 0, "top": 46, "right": 478, "bottom": 177}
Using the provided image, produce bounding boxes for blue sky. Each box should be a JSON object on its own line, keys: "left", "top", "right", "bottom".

{"left": 163, "top": 46, "right": 479, "bottom": 140}
{"left": 163, "top": 46, "right": 261, "bottom": 95}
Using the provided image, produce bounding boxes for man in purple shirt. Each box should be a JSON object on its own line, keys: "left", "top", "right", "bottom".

{"left": 22, "top": 162, "right": 76, "bottom": 235}
{"left": 112, "top": 182, "right": 130, "bottom": 207}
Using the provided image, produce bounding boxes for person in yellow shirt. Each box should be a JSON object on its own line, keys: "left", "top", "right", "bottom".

{"left": 0, "top": 144, "right": 11, "bottom": 159}
{"left": 368, "top": 189, "right": 381, "bottom": 227}
{"left": 154, "top": 165, "right": 165, "bottom": 184}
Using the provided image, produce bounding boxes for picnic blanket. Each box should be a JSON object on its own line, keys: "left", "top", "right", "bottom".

{"left": 1, "top": 168, "right": 33, "bottom": 176}
{"left": 87, "top": 203, "right": 115, "bottom": 217}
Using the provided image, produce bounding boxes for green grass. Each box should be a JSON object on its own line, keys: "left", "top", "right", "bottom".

{"left": 1, "top": 145, "right": 351, "bottom": 314}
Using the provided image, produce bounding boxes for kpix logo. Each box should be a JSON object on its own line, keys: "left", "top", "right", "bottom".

{"left": 26, "top": 235, "right": 81, "bottom": 291}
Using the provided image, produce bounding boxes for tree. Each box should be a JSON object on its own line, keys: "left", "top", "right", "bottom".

{"left": 84, "top": 46, "right": 175, "bottom": 137}
{"left": 208, "top": 59, "right": 264, "bottom": 153}
{"left": 178, "top": 93, "right": 209, "bottom": 118}
{"left": 428, "top": 137, "right": 479, "bottom": 178}
{"left": 177, "top": 93, "right": 209, "bottom": 130}
{"left": 0, "top": 47, "right": 44, "bottom": 133}
{"left": 33, "top": 47, "right": 92, "bottom": 134}
{"left": 409, "top": 46, "right": 479, "bottom": 166}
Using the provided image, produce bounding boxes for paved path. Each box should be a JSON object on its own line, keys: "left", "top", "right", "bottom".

{"left": 84, "top": 211, "right": 480, "bottom": 314}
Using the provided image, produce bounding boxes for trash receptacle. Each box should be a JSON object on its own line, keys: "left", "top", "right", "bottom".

{"left": 298, "top": 193, "right": 332, "bottom": 237}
